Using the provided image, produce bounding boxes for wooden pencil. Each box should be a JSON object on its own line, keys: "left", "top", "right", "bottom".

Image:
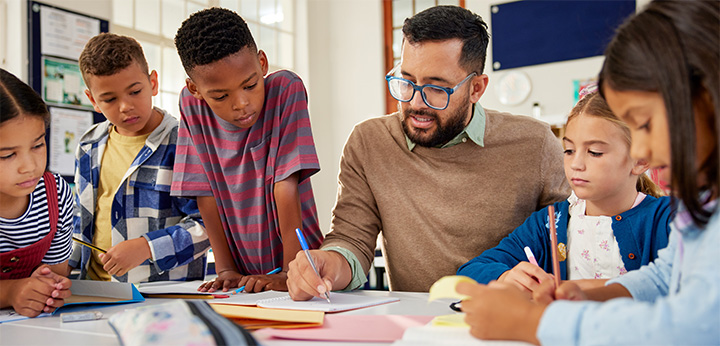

{"left": 548, "top": 205, "right": 561, "bottom": 288}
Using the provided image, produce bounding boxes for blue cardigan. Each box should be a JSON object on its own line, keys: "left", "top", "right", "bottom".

{"left": 457, "top": 195, "right": 674, "bottom": 283}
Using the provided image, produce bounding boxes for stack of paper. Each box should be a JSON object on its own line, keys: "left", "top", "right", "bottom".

{"left": 210, "top": 305, "right": 324, "bottom": 330}
{"left": 251, "top": 292, "right": 400, "bottom": 312}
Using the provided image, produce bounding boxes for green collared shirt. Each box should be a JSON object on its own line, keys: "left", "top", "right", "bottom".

{"left": 405, "top": 103, "right": 486, "bottom": 151}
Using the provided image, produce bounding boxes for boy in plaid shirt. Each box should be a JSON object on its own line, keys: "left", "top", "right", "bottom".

{"left": 69, "top": 33, "right": 209, "bottom": 283}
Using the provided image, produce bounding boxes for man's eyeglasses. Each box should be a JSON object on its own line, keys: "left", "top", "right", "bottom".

{"left": 385, "top": 66, "right": 477, "bottom": 110}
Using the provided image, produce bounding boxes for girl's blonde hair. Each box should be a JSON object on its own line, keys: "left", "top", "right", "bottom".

{"left": 567, "top": 91, "right": 664, "bottom": 198}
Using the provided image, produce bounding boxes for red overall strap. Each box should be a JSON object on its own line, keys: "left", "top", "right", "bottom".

{"left": 0, "top": 172, "right": 59, "bottom": 279}
{"left": 43, "top": 171, "right": 59, "bottom": 235}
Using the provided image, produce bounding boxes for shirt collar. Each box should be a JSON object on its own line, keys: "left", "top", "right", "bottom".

{"left": 405, "top": 102, "right": 486, "bottom": 151}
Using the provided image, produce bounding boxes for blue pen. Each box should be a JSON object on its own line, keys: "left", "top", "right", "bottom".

{"left": 231, "top": 267, "right": 282, "bottom": 294}
{"left": 295, "top": 228, "right": 331, "bottom": 303}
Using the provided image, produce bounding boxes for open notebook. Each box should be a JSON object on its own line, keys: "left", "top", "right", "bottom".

{"left": 252, "top": 292, "right": 399, "bottom": 312}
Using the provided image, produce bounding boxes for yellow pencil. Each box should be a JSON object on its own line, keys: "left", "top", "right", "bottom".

{"left": 72, "top": 237, "right": 107, "bottom": 254}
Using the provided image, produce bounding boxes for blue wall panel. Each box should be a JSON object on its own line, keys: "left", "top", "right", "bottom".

{"left": 490, "top": 0, "right": 635, "bottom": 71}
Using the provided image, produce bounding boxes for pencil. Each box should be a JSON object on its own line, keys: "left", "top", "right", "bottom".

{"left": 548, "top": 205, "right": 561, "bottom": 287}
{"left": 523, "top": 246, "right": 539, "bottom": 267}
{"left": 231, "top": 267, "right": 283, "bottom": 295}
{"left": 72, "top": 237, "right": 107, "bottom": 254}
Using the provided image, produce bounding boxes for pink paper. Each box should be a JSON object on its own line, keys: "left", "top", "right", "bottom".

{"left": 254, "top": 315, "right": 434, "bottom": 342}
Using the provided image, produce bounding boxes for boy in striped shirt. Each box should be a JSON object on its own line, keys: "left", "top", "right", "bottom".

{"left": 172, "top": 8, "right": 323, "bottom": 292}
{"left": 71, "top": 33, "right": 210, "bottom": 283}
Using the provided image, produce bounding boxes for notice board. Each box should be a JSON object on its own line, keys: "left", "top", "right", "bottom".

{"left": 490, "top": 0, "right": 636, "bottom": 71}
{"left": 27, "top": 1, "right": 109, "bottom": 179}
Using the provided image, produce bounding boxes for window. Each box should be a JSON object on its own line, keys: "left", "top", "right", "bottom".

{"left": 382, "top": 0, "right": 464, "bottom": 114}
{"left": 111, "top": 0, "right": 295, "bottom": 118}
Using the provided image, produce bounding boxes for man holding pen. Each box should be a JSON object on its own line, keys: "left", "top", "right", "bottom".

{"left": 287, "top": 6, "right": 568, "bottom": 299}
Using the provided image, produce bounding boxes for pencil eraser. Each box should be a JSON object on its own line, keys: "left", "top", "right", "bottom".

{"left": 61, "top": 311, "right": 103, "bottom": 323}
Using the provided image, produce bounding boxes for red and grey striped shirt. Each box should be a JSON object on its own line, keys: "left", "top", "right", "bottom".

{"left": 171, "top": 70, "right": 323, "bottom": 275}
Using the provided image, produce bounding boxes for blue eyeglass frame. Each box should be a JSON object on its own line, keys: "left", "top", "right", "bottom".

{"left": 385, "top": 71, "right": 477, "bottom": 110}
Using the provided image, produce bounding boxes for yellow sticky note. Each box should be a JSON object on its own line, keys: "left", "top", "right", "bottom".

{"left": 428, "top": 275, "right": 476, "bottom": 301}
{"left": 431, "top": 313, "right": 470, "bottom": 328}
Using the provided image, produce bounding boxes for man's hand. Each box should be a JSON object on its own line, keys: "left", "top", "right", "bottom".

{"left": 286, "top": 250, "right": 351, "bottom": 301}
{"left": 100, "top": 238, "right": 152, "bottom": 277}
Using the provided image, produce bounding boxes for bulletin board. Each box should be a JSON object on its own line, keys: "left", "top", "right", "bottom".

{"left": 27, "top": 0, "right": 109, "bottom": 180}
{"left": 490, "top": 0, "right": 636, "bottom": 71}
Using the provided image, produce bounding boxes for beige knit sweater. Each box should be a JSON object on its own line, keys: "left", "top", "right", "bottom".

{"left": 322, "top": 109, "right": 570, "bottom": 292}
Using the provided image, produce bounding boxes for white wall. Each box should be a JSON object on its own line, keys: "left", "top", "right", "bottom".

{"left": 305, "top": 0, "right": 385, "bottom": 234}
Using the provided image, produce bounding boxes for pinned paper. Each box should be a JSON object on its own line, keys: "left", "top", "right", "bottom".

{"left": 428, "top": 275, "right": 477, "bottom": 301}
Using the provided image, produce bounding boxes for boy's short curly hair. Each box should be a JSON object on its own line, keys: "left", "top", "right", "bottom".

{"left": 78, "top": 33, "right": 149, "bottom": 85}
{"left": 174, "top": 7, "right": 257, "bottom": 75}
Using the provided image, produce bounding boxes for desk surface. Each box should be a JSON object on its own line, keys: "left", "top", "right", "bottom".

{"left": 0, "top": 290, "right": 459, "bottom": 346}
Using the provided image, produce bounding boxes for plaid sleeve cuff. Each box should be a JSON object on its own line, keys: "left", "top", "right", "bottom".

{"left": 323, "top": 246, "right": 367, "bottom": 291}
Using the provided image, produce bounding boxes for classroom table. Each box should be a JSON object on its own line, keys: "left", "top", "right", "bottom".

{"left": 0, "top": 290, "right": 470, "bottom": 346}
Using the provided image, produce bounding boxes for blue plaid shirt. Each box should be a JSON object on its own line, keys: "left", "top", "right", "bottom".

{"left": 70, "top": 108, "right": 210, "bottom": 283}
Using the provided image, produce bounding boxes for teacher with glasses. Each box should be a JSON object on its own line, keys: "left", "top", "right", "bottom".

{"left": 287, "top": 5, "right": 569, "bottom": 299}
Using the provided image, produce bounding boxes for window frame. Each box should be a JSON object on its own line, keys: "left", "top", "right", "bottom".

{"left": 382, "top": 0, "right": 465, "bottom": 115}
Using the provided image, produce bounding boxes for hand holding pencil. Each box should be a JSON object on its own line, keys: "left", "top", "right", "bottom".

{"left": 286, "top": 230, "right": 354, "bottom": 302}
{"left": 497, "top": 253, "right": 553, "bottom": 294}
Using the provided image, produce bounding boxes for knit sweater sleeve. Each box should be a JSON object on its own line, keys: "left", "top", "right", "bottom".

{"left": 457, "top": 206, "right": 551, "bottom": 283}
{"left": 321, "top": 122, "right": 381, "bottom": 276}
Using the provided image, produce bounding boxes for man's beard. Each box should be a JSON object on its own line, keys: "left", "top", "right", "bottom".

{"left": 401, "top": 98, "right": 470, "bottom": 148}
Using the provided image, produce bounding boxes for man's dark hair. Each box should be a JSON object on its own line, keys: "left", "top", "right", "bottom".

{"left": 175, "top": 7, "right": 257, "bottom": 75}
{"left": 402, "top": 5, "right": 489, "bottom": 75}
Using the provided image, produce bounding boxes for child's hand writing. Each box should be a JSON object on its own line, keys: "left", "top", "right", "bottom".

{"left": 497, "top": 262, "right": 554, "bottom": 295}
{"left": 457, "top": 280, "right": 545, "bottom": 345}
{"left": 100, "top": 238, "right": 152, "bottom": 277}
{"left": 198, "top": 270, "right": 244, "bottom": 292}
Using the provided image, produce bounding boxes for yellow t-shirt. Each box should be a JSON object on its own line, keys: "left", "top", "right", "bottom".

{"left": 87, "top": 127, "right": 150, "bottom": 281}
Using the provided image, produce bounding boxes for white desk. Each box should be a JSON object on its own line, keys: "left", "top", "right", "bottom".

{"left": 0, "top": 291, "right": 459, "bottom": 346}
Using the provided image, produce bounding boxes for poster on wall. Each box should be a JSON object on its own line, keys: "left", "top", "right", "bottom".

{"left": 49, "top": 107, "right": 93, "bottom": 176}
{"left": 38, "top": 3, "right": 100, "bottom": 60}
{"left": 42, "top": 56, "right": 93, "bottom": 109}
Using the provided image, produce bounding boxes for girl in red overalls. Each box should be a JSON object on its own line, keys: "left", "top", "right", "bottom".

{"left": 0, "top": 68, "right": 74, "bottom": 317}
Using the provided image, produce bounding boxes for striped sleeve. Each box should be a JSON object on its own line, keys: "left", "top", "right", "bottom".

{"left": 171, "top": 97, "right": 213, "bottom": 197}
{"left": 273, "top": 74, "right": 320, "bottom": 183}
{"left": 44, "top": 174, "right": 73, "bottom": 264}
